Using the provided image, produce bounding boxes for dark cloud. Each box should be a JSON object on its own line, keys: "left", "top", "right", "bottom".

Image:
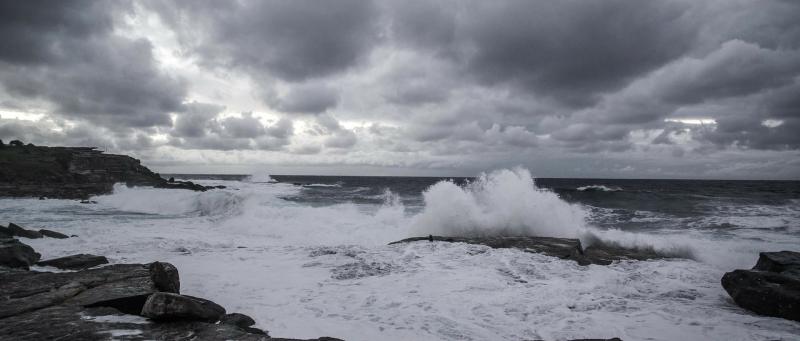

{"left": 459, "top": 0, "right": 696, "bottom": 107}
{"left": 154, "top": 0, "right": 379, "bottom": 82}
{"left": 0, "top": 1, "right": 186, "bottom": 129}
{"left": 2, "top": 0, "right": 800, "bottom": 178}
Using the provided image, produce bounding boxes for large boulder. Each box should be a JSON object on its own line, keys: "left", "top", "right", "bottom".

{"left": 0, "top": 238, "right": 41, "bottom": 269}
{"left": 37, "top": 254, "right": 109, "bottom": 270}
{"left": 721, "top": 251, "right": 800, "bottom": 322}
{"left": 7, "top": 223, "right": 43, "bottom": 239}
{"left": 140, "top": 292, "right": 226, "bottom": 323}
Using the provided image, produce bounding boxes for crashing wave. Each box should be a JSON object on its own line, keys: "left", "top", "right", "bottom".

{"left": 410, "top": 168, "right": 587, "bottom": 238}
{"left": 245, "top": 171, "right": 277, "bottom": 183}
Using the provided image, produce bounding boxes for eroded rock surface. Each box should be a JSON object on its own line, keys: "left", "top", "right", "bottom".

{"left": 389, "top": 235, "right": 667, "bottom": 265}
{"left": 37, "top": 254, "right": 109, "bottom": 270}
{"left": 141, "top": 292, "right": 226, "bottom": 323}
{"left": 722, "top": 251, "right": 800, "bottom": 322}
{"left": 0, "top": 238, "right": 41, "bottom": 269}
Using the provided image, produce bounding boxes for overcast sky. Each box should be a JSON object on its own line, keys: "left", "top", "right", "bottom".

{"left": 1, "top": 0, "right": 799, "bottom": 179}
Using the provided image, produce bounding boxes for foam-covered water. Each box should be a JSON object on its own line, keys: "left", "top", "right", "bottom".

{"left": 1, "top": 169, "right": 799, "bottom": 340}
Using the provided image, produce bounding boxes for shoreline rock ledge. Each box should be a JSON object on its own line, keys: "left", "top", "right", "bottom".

{"left": 721, "top": 251, "right": 800, "bottom": 322}
{"left": 389, "top": 235, "right": 669, "bottom": 266}
{"left": 0, "top": 143, "right": 220, "bottom": 199}
{"left": 0, "top": 233, "right": 343, "bottom": 340}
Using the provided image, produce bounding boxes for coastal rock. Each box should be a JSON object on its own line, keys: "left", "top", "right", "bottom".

{"left": 221, "top": 313, "right": 269, "bottom": 335}
{"left": 221, "top": 313, "right": 257, "bottom": 328}
{"left": 0, "top": 262, "right": 180, "bottom": 317}
{"left": 38, "top": 229, "right": 69, "bottom": 239}
{"left": 721, "top": 251, "right": 800, "bottom": 322}
{"left": 37, "top": 254, "right": 109, "bottom": 270}
{"left": 140, "top": 292, "right": 226, "bottom": 323}
{"left": 149, "top": 261, "right": 180, "bottom": 293}
{"left": 0, "top": 144, "right": 221, "bottom": 199}
{"left": 389, "top": 235, "right": 666, "bottom": 266}
{"left": 7, "top": 223, "right": 43, "bottom": 239}
{"left": 0, "top": 238, "right": 41, "bottom": 269}
{"left": 753, "top": 251, "right": 800, "bottom": 274}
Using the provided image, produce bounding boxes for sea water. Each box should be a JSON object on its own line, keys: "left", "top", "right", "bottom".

{"left": 1, "top": 168, "right": 799, "bottom": 340}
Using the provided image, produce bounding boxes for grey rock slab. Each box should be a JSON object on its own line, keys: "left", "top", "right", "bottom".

{"left": 37, "top": 253, "right": 109, "bottom": 270}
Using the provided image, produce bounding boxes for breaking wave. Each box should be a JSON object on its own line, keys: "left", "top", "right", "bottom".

{"left": 410, "top": 168, "right": 587, "bottom": 238}
{"left": 93, "top": 184, "right": 244, "bottom": 217}
{"left": 245, "top": 171, "right": 277, "bottom": 183}
{"left": 577, "top": 185, "right": 622, "bottom": 192}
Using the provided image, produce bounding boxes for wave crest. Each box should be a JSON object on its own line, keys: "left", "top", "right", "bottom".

{"left": 410, "top": 168, "right": 587, "bottom": 238}
{"left": 577, "top": 185, "right": 622, "bottom": 192}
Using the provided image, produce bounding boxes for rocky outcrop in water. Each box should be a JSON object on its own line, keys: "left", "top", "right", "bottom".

{"left": 0, "top": 143, "right": 218, "bottom": 199}
{"left": 389, "top": 235, "right": 668, "bottom": 265}
{"left": 721, "top": 251, "right": 800, "bottom": 322}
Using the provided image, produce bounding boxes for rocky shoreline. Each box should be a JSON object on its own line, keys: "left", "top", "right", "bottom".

{"left": 0, "top": 222, "right": 342, "bottom": 341}
{"left": 389, "top": 235, "right": 671, "bottom": 266}
{"left": 0, "top": 142, "right": 220, "bottom": 199}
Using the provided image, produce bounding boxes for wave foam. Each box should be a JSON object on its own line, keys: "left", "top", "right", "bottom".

{"left": 245, "top": 171, "right": 276, "bottom": 183}
{"left": 410, "top": 168, "right": 587, "bottom": 238}
{"left": 577, "top": 185, "right": 622, "bottom": 192}
{"left": 93, "top": 184, "right": 244, "bottom": 217}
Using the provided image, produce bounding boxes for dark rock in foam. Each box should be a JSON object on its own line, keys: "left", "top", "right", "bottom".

{"left": 37, "top": 254, "right": 109, "bottom": 270}
{"left": 7, "top": 223, "right": 43, "bottom": 239}
{"left": 141, "top": 292, "right": 226, "bottom": 323}
{"left": 722, "top": 251, "right": 800, "bottom": 322}
{"left": 389, "top": 235, "right": 668, "bottom": 266}
{"left": 0, "top": 238, "right": 41, "bottom": 269}
{"left": 38, "top": 229, "right": 69, "bottom": 239}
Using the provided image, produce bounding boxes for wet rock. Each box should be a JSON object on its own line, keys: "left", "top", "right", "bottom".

{"left": 221, "top": 313, "right": 269, "bottom": 335}
{"left": 721, "top": 251, "right": 800, "bottom": 322}
{"left": 0, "top": 305, "right": 273, "bottom": 341}
{"left": 0, "top": 226, "right": 11, "bottom": 238}
{"left": 0, "top": 262, "right": 180, "bottom": 317}
{"left": 221, "top": 313, "right": 256, "bottom": 328}
{"left": 37, "top": 254, "right": 109, "bottom": 270}
{"left": 149, "top": 261, "right": 180, "bottom": 293}
{"left": 0, "top": 238, "right": 41, "bottom": 269}
{"left": 140, "top": 292, "right": 226, "bottom": 323}
{"left": 389, "top": 235, "right": 667, "bottom": 266}
{"left": 38, "top": 229, "right": 69, "bottom": 239}
{"left": 0, "top": 255, "right": 338, "bottom": 340}
{"left": 753, "top": 251, "right": 800, "bottom": 273}
{"left": 7, "top": 223, "right": 43, "bottom": 239}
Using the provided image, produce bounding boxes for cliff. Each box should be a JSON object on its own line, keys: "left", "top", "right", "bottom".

{"left": 0, "top": 143, "right": 213, "bottom": 199}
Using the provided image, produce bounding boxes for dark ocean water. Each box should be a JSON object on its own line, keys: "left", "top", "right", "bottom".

{"left": 169, "top": 174, "right": 800, "bottom": 234}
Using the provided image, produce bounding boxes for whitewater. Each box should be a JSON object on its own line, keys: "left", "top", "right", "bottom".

{"left": 2, "top": 168, "right": 799, "bottom": 340}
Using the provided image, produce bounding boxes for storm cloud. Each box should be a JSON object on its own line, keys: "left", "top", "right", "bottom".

{"left": 1, "top": 0, "right": 799, "bottom": 179}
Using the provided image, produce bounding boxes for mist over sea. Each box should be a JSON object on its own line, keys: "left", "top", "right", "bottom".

{"left": 2, "top": 169, "right": 799, "bottom": 340}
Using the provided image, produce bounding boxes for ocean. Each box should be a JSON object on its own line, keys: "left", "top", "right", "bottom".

{"left": 1, "top": 168, "right": 799, "bottom": 340}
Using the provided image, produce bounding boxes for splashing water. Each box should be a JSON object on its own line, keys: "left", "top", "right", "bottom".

{"left": 410, "top": 168, "right": 587, "bottom": 238}
{"left": 245, "top": 170, "right": 276, "bottom": 183}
